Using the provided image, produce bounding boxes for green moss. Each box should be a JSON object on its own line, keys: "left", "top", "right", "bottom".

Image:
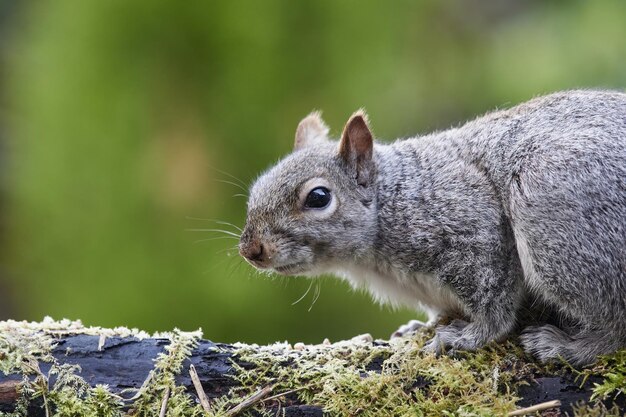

{"left": 227, "top": 333, "right": 528, "bottom": 416}
{"left": 0, "top": 319, "right": 202, "bottom": 417}
{"left": 132, "top": 329, "right": 204, "bottom": 417}
{"left": 1, "top": 318, "right": 626, "bottom": 417}
{"left": 577, "top": 350, "right": 626, "bottom": 402}
{"left": 572, "top": 403, "right": 623, "bottom": 417}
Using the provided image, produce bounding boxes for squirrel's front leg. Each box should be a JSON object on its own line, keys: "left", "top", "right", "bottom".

{"left": 423, "top": 315, "right": 514, "bottom": 354}
{"left": 423, "top": 260, "right": 520, "bottom": 354}
{"left": 391, "top": 307, "right": 445, "bottom": 339}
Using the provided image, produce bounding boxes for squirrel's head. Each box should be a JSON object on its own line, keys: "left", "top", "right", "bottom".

{"left": 240, "top": 110, "right": 378, "bottom": 276}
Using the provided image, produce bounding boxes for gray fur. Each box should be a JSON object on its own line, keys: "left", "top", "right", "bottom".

{"left": 240, "top": 90, "right": 626, "bottom": 366}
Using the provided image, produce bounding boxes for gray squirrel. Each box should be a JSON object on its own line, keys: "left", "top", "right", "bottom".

{"left": 239, "top": 90, "right": 626, "bottom": 366}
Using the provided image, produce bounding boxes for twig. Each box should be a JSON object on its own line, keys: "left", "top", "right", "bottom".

{"left": 98, "top": 334, "right": 106, "bottom": 351}
{"left": 0, "top": 380, "right": 20, "bottom": 403}
{"left": 32, "top": 363, "right": 50, "bottom": 417}
{"left": 261, "top": 386, "right": 308, "bottom": 404}
{"left": 42, "top": 390, "right": 50, "bottom": 417}
{"left": 507, "top": 399, "right": 561, "bottom": 416}
{"left": 189, "top": 365, "right": 211, "bottom": 412}
{"left": 159, "top": 387, "right": 170, "bottom": 417}
{"left": 225, "top": 384, "right": 275, "bottom": 416}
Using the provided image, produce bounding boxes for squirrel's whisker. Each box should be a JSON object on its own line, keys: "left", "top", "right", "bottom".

{"left": 194, "top": 236, "right": 240, "bottom": 243}
{"left": 308, "top": 282, "right": 321, "bottom": 312}
{"left": 186, "top": 217, "right": 243, "bottom": 233}
{"left": 208, "top": 166, "right": 249, "bottom": 188}
{"left": 185, "top": 228, "right": 241, "bottom": 238}
{"left": 216, "top": 245, "right": 240, "bottom": 255}
{"left": 213, "top": 179, "right": 248, "bottom": 193}
{"left": 292, "top": 280, "right": 314, "bottom": 306}
{"left": 230, "top": 258, "right": 246, "bottom": 279}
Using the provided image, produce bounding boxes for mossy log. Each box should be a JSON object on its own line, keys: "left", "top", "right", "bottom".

{"left": 0, "top": 320, "right": 624, "bottom": 416}
{"left": 0, "top": 334, "right": 321, "bottom": 416}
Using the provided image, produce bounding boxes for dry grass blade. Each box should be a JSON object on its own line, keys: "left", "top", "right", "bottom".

{"left": 159, "top": 387, "right": 170, "bottom": 417}
{"left": 261, "top": 386, "right": 308, "bottom": 404}
{"left": 189, "top": 364, "right": 211, "bottom": 412}
{"left": 507, "top": 399, "right": 561, "bottom": 416}
{"left": 121, "top": 370, "right": 154, "bottom": 402}
{"left": 225, "top": 384, "right": 275, "bottom": 416}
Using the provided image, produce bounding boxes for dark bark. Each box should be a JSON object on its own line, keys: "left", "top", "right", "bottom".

{"left": 0, "top": 334, "right": 622, "bottom": 416}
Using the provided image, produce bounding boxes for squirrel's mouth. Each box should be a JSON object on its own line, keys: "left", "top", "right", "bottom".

{"left": 273, "top": 262, "right": 308, "bottom": 275}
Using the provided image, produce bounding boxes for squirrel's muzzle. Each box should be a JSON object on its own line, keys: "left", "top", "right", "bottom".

{"left": 239, "top": 238, "right": 272, "bottom": 268}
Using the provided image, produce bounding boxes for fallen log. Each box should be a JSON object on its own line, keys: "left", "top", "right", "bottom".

{"left": 0, "top": 319, "right": 623, "bottom": 416}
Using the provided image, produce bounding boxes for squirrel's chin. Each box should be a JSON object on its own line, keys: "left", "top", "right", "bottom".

{"left": 272, "top": 262, "right": 311, "bottom": 276}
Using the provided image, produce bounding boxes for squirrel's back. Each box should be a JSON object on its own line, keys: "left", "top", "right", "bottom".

{"left": 460, "top": 90, "right": 626, "bottom": 206}
{"left": 374, "top": 89, "right": 626, "bottom": 364}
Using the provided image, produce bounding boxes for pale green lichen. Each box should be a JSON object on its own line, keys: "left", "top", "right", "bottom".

{"left": 0, "top": 322, "right": 55, "bottom": 376}
{"left": 0, "top": 317, "right": 152, "bottom": 340}
{"left": 1, "top": 318, "right": 626, "bottom": 417}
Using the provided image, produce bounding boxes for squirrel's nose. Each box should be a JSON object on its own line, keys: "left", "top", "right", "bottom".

{"left": 239, "top": 239, "right": 269, "bottom": 266}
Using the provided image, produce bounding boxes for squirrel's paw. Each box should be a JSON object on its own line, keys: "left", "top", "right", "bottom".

{"left": 421, "top": 319, "right": 471, "bottom": 355}
{"left": 391, "top": 319, "right": 427, "bottom": 339}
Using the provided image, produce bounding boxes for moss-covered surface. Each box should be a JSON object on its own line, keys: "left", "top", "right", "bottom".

{"left": 0, "top": 318, "right": 624, "bottom": 416}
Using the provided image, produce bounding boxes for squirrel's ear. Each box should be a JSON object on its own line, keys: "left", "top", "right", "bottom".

{"left": 294, "top": 111, "right": 330, "bottom": 151}
{"left": 339, "top": 109, "right": 374, "bottom": 186}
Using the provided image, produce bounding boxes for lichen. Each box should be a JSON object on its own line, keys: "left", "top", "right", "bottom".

{"left": 0, "top": 317, "right": 151, "bottom": 340}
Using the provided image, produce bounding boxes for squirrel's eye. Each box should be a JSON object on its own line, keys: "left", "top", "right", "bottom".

{"left": 304, "top": 187, "right": 331, "bottom": 209}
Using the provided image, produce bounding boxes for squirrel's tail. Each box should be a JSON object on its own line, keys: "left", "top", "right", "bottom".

{"left": 520, "top": 324, "right": 624, "bottom": 366}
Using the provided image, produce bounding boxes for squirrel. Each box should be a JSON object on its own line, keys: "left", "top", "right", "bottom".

{"left": 239, "top": 90, "right": 626, "bottom": 366}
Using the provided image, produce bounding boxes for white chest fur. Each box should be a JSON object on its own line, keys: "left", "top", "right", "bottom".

{"left": 332, "top": 264, "right": 464, "bottom": 323}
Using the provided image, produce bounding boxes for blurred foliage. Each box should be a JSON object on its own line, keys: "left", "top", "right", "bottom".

{"left": 0, "top": 0, "right": 625, "bottom": 344}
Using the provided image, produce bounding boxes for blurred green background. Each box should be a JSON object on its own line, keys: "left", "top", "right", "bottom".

{"left": 0, "top": 0, "right": 624, "bottom": 344}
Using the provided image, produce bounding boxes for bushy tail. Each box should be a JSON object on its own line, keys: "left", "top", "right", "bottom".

{"left": 520, "top": 324, "right": 624, "bottom": 366}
